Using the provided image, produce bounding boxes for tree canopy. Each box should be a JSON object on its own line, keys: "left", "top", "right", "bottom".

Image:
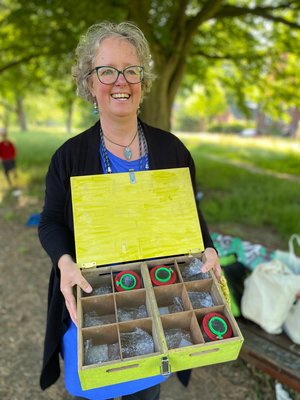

{"left": 1, "top": 0, "right": 299, "bottom": 131}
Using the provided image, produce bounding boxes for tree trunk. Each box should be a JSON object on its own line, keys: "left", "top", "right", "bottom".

{"left": 140, "top": 79, "right": 172, "bottom": 131}
{"left": 66, "top": 100, "right": 73, "bottom": 134}
{"left": 16, "top": 96, "right": 27, "bottom": 131}
{"left": 129, "top": 1, "right": 224, "bottom": 131}
{"left": 140, "top": 51, "right": 188, "bottom": 132}
{"left": 288, "top": 107, "right": 300, "bottom": 138}
{"left": 255, "top": 108, "right": 266, "bottom": 135}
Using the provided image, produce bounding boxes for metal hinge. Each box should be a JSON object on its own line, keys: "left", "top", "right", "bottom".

{"left": 160, "top": 356, "right": 171, "bottom": 376}
{"left": 80, "top": 262, "right": 97, "bottom": 269}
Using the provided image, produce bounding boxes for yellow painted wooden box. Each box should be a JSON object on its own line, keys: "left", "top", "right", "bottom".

{"left": 71, "top": 168, "right": 244, "bottom": 391}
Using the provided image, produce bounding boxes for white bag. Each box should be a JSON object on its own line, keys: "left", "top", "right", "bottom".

{"left": 283, "top": 300, "right": 300, "bottom": 344}
{"left": 241, "top": 260, "right": 300, "bottom": 334}
{"left": 274, "top": 234, "right": 300, "bottom": 275}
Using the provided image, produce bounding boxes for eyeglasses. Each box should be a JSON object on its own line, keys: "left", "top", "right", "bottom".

{"left": 89, "top": 65, "right": 144, "bottom": 85}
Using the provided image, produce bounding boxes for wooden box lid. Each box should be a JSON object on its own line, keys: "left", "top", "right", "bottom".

{"left": 71, "top": 168, "right": 204, "bottom": 268}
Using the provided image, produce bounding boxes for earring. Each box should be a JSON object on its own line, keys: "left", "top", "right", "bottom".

{"left": 92, "top": 100, "right": 99, "bottom": 115}
{"left": 137, "top": 106, "right": 141, "bottom": 115}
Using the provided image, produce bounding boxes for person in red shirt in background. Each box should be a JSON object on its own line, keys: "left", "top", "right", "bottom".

{"left": 0, "top": 127, "right": 18, "bottom": 187}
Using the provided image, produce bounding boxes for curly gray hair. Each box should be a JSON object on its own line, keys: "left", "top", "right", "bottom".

{"left": 72, "top": 21, "right": 155, "bottom": 103}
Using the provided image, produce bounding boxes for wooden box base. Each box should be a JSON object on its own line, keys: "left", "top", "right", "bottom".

{"left": 77, "top": 255, "right": 244, "bottom": 390}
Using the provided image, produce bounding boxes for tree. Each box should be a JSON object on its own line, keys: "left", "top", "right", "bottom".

{"left": 1, "top": 0, "right": 299, "bottom": 130}
{"left": 216, "top": 27, "right": 300, "bottom": 136}
{"left": 129, "top": 1, "right": 300, "bottom": 129}
{"left": 174, "top": 68, "right": 228, "bottom": 132}
{"left": 0, "top": 0, "right": 126, "bottom": 129}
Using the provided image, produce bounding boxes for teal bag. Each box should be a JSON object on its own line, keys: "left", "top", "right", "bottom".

{"left": 212, "top": 232, "right": 273, "bottom": 270}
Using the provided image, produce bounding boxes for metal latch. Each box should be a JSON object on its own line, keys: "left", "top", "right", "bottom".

{"left": 160, "top": 356, "right": 171, "bottom": 376}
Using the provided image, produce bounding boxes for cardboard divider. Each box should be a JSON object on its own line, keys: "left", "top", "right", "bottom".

{"left": 81, "top": 294, "right": 116, "bottom": 327}
{"left": 210, "top": 279, "right": 227, "bottom": 305}
{"left": 81, "top": 268, "right": 113, "bottom": 297}
{"left": 207, "top": 269, "right": 244, "bottom": 339}
{"left": 172, "top": 261, "right": 183, "bottom": 283}
{"left": 81, "top": 324, "right": 121, "bottom": 367}
{"left": 140, "top": 263, "right": 169, "bottom": 354}
{"left": 160, "top": 311, "right": 204, "bottom": 348}
{"left": 184, "top": 279, "right": 224, "bottom": 310}
{"left": 77, "top": 285, "right": 83, "bottom": 329}
{"left": 222, "top": 304, "right": 243, "bottom": 339}
{"left": 82, "top": 324, "right": 119, "bottom": 344}
{"left": 115, "top": 289, "right": 149, "bottom": 322}
{"left": 175, "top": 258, "right": 211, "bottom": 283}
{"left": 145, "top": 254, "right": 202, "bottom": 269}
{"left": 153, "top": 283, "right": 191, "bottom": 315}
{"left": 184, "top": 279, "right": 213, "bottom": 292}
{"left": 118, "top": 319, "right": 160, "bottom": 359}
{"left": 174, "top": 260, "right": 189, "bottom": 283}
{"left": 194, "top": 305, "right": 225, "bottom": 319}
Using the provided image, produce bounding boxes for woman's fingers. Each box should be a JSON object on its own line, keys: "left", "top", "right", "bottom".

{"left": 212, "top": 261, "right": 222, "bottom": 281}
{"left": 65, "top": 292, "right": 78, "bottom": 325}
{"left": 201, "top": 247, "right": 222, "bottom": 281}
{"left": 78, "top": 276, "right": 93, "bottom": 294}
{"left": 58, "top": 255, "right": 93, "bottom": 323}
{"left": 202, "top": 261, "right": 222, "bottom": 280}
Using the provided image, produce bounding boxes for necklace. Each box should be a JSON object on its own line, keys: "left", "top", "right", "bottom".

{"left": 99, "top": 121, "right": 149, "bottom": 174}
{"left": 102, "top": 130, "right": 138, "bottom": 160}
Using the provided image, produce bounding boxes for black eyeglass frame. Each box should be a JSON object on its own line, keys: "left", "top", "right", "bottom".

{"left": 89, "top": 65, "right": 144, "bottom": 85}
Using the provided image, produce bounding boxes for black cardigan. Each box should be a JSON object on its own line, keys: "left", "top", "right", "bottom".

{"left": 38, "top": 119, "right": 214, "bottom": 390}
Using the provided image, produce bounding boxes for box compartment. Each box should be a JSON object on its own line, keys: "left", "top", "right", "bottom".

{"left": 176, "top": 258, "right": 211, "bottom": 282}
{"left": 80, "top": 324, "right": 121, "bottom": 367}
{"left": 195, "top": 305, "right": 241, "bottom": 342}
{"left": 119, "top": 319, "right": 158, "bottom": 359}
{"left": 153, "top": 283, "right": 191, "bottom": 315}
{"left": 115, "top": 290, "right": 149, "bottom": 322}
{"left": 161, "top": 311, "right": 204, "bottom": 349}
{"left": 82, "top": 271, "right": 113, "bottom": 297}
{"left": 185, "top": 279, "right": 221, "bottom": 310}
{"left": 81, "top": 295, "right": 116, "bottom": 328}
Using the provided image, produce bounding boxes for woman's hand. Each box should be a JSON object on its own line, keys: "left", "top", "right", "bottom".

{"left": 201, "top": 247, "right": 222, "bottom": 281}
{"left": 58, "top": 254, "right": 92, "bottom": 325}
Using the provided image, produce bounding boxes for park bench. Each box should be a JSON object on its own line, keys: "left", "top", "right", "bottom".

{"left": 237, "top": 317, "right": 300, "bottom": 393}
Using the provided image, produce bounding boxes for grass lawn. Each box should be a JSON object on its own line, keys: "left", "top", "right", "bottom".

{"left": 1, "top": 127, "right": 299, "bottom": 249}
{"left": 178, "top": 132, "right": 300, "bottom": 247}
{"left": 0, "top": 127, "right": 71, "bottom": 199}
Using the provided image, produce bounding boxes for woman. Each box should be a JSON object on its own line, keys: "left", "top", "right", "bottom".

{"left": 39, "top": 21, "right": 221, "bottom": 400}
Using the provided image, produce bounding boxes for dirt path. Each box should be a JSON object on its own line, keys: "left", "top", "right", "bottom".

{"left": 0, "top": 199, "right": 296, "bottom": 400}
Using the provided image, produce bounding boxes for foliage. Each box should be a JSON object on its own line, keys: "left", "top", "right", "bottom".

{"left": 206, "top": 121, "right": 251, "bottom": 133}
{"left": 174, "top": 70, "right": 229, "bottom": 131}
{"left": 173, "top": 114, "right": 201, "bottom": 132}
{"left": 0, "top": 1, "right": 300, "bottom": 130}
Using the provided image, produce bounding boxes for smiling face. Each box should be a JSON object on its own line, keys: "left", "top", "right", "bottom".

{"left": 89, "top": 36, "right": 142, "bottom": 121}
